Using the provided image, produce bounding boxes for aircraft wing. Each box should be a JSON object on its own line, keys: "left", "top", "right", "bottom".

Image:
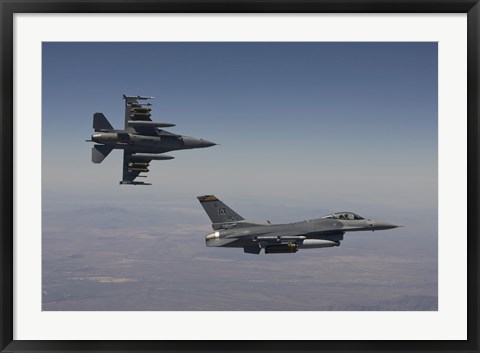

{"left": 123, "top": 95, "right": 158, "bottom": 136}
{"left": 120, "top": 150, "right": 152, "bottom": 185}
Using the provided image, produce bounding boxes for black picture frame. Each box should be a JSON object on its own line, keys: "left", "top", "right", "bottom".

{"left": 1, "top": 1, "right": 478, "bottom": 352}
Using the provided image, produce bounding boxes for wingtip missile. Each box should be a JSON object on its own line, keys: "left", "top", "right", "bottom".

{"left": 123, "top": 94, "right": 154, "bottom": 100}
{"left": 119, "top": 181, "right": 152, "bottom": 186}
{"left": 127, "top": 102, "right": 152, "bottom": 107}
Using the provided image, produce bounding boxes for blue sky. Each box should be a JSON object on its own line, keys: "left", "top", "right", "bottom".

{"left": 42, "top": 42, "right": 437, "bottom": 211}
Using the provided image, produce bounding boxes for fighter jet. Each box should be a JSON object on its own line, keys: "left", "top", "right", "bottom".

{"left": 87, "top": 95, "right": 216, "bottom": 185}
{"left": 197, "top": 195, "right": 400, "bottom": 255}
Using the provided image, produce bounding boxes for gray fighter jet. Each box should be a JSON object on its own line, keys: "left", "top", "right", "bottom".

{"left": 197, "top": 195, "right": 400, "bottom": 254}
{"left": 87, "top": 95, "right": 216, "bottom": 185}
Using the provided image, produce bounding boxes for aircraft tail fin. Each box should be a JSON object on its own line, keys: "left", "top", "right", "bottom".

{"left": 197, "top": 195, "right": 245, "bottom": 225}
{"left": 92, "top": 145, "right": 113, "bottom": 163}
{"left": 93, "top": 113, "right": 114, "bottom": 131}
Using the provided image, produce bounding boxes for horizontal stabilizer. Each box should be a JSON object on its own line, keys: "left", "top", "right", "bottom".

{"left": 92, "top": 145, "right": 113, "bottom": 164}
{"left": 93, "top": 113, "right": 114, "bottom": 132}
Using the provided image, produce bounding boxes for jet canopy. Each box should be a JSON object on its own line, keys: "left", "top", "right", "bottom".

{"left": 322, "top": 212, "right": 365, "bottom": 220}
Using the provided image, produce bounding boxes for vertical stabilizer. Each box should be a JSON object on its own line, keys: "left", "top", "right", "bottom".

{"left": 93, "top": 113, "right": 114, "bottom": 131}
{"left": 197, "top": 195, "right": 245, "bottom": 225}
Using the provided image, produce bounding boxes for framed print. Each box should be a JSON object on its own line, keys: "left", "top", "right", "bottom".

{"left": 1, "top": 1, "right": 479, "bottom": 352}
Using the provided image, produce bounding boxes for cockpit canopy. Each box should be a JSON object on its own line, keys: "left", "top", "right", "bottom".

{"left": 322, "top": 212, "right": 365, "bottom": 220}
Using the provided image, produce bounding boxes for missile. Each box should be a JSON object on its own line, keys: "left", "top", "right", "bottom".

{"left": 128, "top": 102, "right": 152, "bottom": 107}
{"left": 255, "top": 235, "right": 306, "bottom": 241}
{"left": 130, "top": 153, "right": 174, "bottom": 161}
{"left": 123, "top": 95, "right": 154, "bottom": 100}
{"left": 120, "top": 180, "right": 152, "bottom": 185}
{"left": 128, "top": 168, "right": 149, "bottom": 172}
{"left": 130, "top": 108, "right": 152, "bottom": 113}
{"left": 128, "top": 162, "right": 149, "bottom": 167}
{"left": 127, "top": 120, "right": 176, "bottom": 128}
{"left": 130, "top": 113, "right": 152, "bottom": 118}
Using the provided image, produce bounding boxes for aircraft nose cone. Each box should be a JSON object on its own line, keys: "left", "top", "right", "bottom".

{"left": 199, "top": 139, "right": 217, "bottom": 148}
{"left": 183, "top": 136, "right": 217, "bottom": 149}
{"left": 374, "top": 221, "right": 399, "bottom": 231}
